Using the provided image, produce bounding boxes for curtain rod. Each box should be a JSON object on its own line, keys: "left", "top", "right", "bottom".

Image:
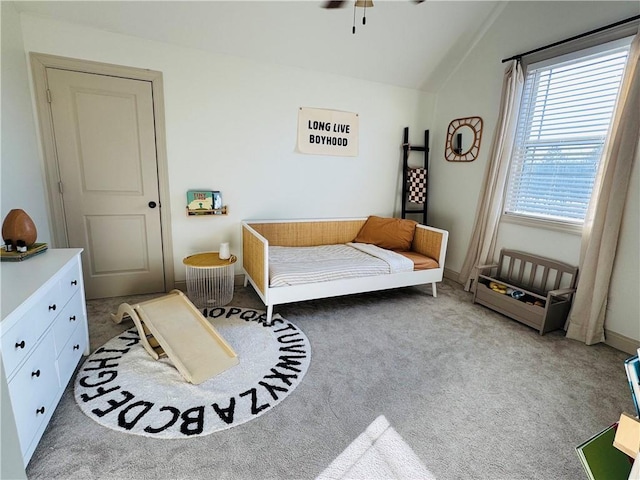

{"left": 501, "top": 14, "right": 640, "bottom": 63}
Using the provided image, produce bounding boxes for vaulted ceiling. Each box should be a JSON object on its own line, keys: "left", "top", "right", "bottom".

{"left": 12, "top": 0, "right": 503, "bottom": 92}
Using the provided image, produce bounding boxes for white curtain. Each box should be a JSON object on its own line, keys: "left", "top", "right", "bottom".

{"left": 458, "top": 60, "right": 524, "bottom": 291}
{"left": 566, "top": 33, "right": 640, "bottom": 345}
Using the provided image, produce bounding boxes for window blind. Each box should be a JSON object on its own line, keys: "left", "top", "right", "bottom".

{"left": 504, "top": 44, "right": 630, "bottom": 224}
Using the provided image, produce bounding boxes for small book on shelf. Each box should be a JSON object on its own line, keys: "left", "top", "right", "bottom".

{"left": 186, "top": 190, "right": 214, "bottom": 211}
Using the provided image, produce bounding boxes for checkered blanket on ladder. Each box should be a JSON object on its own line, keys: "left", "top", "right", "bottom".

{"left": 407, "top": 168, "right": 427, "bottom": 204}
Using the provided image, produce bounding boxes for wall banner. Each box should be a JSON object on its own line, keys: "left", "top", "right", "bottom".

{"left": 297, "top": 107, "right": 359, "bottom": 157}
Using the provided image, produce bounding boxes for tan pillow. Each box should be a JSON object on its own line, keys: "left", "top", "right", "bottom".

{"left": 353, "top": 216, "right": 417, "bottom": 251}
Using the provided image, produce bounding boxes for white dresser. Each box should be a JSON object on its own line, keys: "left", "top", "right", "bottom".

{"left": 1, "top": 248, "right": 89, "bottom": 467}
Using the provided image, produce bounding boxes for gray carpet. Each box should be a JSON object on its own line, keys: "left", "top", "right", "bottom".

{"left": 26, "top": 279, "right": 634, "bottom": 479}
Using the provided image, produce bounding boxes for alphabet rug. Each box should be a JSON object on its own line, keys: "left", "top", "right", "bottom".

{"left": 74, "top": 306, "right": 311, "bottom": 439}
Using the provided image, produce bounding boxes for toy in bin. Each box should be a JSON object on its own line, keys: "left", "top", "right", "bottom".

{"left": 489, "top": 281, "right": 507, "bottom": 294}
{"left": 489, "top": 281, "right": 525, "bottom": 300}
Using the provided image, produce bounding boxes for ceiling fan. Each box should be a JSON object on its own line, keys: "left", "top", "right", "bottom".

{"left": 322, "top": 0, "right": 425, "bottom": 34}
{"left": 322, "top": 0, "right": 425, "bottom": 7}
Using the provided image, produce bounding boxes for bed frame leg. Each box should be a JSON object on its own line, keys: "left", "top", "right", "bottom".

{"left": 243, "top": 274, "right": 249, "bottom": 287}
{"left": 266, "top": 305, "right": 274, "bottom": 325}
{"left": 432, "top": 283, "right": 437, "bottom": 297}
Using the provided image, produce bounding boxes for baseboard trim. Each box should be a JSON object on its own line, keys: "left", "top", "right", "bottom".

{"left": 444, "top": 268, "right": 461, "bottom": 284}
{"left": 605, "top": 329, "right": 640, "bottom": 355}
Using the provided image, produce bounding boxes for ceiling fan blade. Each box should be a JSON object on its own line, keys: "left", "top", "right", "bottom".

{"left": 322, "top": 0, "right": 347, "bottom": 8}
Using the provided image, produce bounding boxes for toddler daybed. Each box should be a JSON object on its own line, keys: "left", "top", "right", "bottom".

{"left": 242, "top": 216, "right": 449, "bottom": 323}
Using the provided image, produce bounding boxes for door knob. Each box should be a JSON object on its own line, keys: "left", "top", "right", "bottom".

{"left": 148, "top": 201, "right": 157, "bottom": 208}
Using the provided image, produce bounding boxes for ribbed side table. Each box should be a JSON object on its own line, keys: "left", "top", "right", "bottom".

{"left": 183, "top": 252, "right": 237, "bottom": 308}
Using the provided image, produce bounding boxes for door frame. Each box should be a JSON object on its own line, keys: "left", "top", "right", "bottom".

{"left": 29, "top": 52, "right": 175, "bottom": 292}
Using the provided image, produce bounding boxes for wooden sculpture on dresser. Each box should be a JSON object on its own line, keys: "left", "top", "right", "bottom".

{"left": 2, "top": 209, "right": 37, "bottom": 247}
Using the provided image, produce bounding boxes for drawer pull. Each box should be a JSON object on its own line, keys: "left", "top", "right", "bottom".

{"left": 36, "top": 407, "right": 45, "bottom": 415}
{"left": 71, "top": 280, "right": 78, "bottom": 286}
{"left": 32, "top": 369, "right": 41, "bottom": 378}
{"left": 69, "top": 315, "right": 76, "bottom": 322}
{"left": 15, "top": 340, "right": 26, "bottom": 349}
{"left": 48, "top": 304, "right": 57, "bottom": 311}
{"left": 73, "top": 344, "right": 80, "bottom": 350}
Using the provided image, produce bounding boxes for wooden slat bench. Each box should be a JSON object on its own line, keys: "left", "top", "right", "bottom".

{"left": 473, "top": 249, "right": 578, "bottom": 335}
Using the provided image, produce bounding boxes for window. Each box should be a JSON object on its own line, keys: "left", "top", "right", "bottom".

{"left": 504, "top": 40, "right": 631, "bottom": 227}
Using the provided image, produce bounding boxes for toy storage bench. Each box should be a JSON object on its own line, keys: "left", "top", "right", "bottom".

{"left": 473, "top": 249, "right": 578, "bottom": 335}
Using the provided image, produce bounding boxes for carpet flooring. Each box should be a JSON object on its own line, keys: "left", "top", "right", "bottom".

{"left": 25, "top": 279, "right": 634, "bottom": 479}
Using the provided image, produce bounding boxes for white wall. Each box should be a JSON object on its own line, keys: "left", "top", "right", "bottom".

{"left": 18, "top": 14, "right": 434, "bottom": 282}
{"left": 0, "top": 5, "right": 39, "bottom": 478}
{"left": 1, "top": 2, "right": 51, "bottom": 245}
{"left": 430, "top": 1, "right": 640, "bottom": 344}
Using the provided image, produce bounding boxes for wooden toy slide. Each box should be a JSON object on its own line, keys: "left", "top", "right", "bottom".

{"left": 111, "top": 289, "right": 238, "bottom": 384}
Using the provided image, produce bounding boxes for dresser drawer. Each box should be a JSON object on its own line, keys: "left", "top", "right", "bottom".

{"left": 2, "top": 280, "right": 65, "bottom": 379}
{"left": 7, "top": 331, "right": 59, "bottom": 453}
{"left": 52, "top": 292, "right": 85, "bottom": 357}
{"left": 58, "top": 259, "right": 83, "bottom": 310}
{"left": 30, "top": 280, "right": 63, "bottom": 341}
{"left": 1, "top": 313, "right": 42, "bottom": 379}
{"left": 57, "top": 321, "right": 87, "bottom": 388}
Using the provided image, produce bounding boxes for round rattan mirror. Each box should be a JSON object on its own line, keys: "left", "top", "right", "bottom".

{"left": 445, "top": 116, "right": 483, "bottom": 162}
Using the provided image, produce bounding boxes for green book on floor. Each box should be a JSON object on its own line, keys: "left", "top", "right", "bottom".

{"left": 576, "top": 423, "right": 633, "bottom": 480}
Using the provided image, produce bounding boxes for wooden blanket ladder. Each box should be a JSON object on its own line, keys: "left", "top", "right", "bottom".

{"left": 401, "top": 127, "right": 429, "bottom": 225}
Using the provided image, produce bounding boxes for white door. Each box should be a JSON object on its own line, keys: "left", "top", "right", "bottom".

{"left": 46, "top": 68, "right": 165, "bottom": 299}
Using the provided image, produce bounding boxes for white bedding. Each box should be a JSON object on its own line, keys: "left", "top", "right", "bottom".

{"left": 269, "top": 243, "right": 414, "bottom": 287}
